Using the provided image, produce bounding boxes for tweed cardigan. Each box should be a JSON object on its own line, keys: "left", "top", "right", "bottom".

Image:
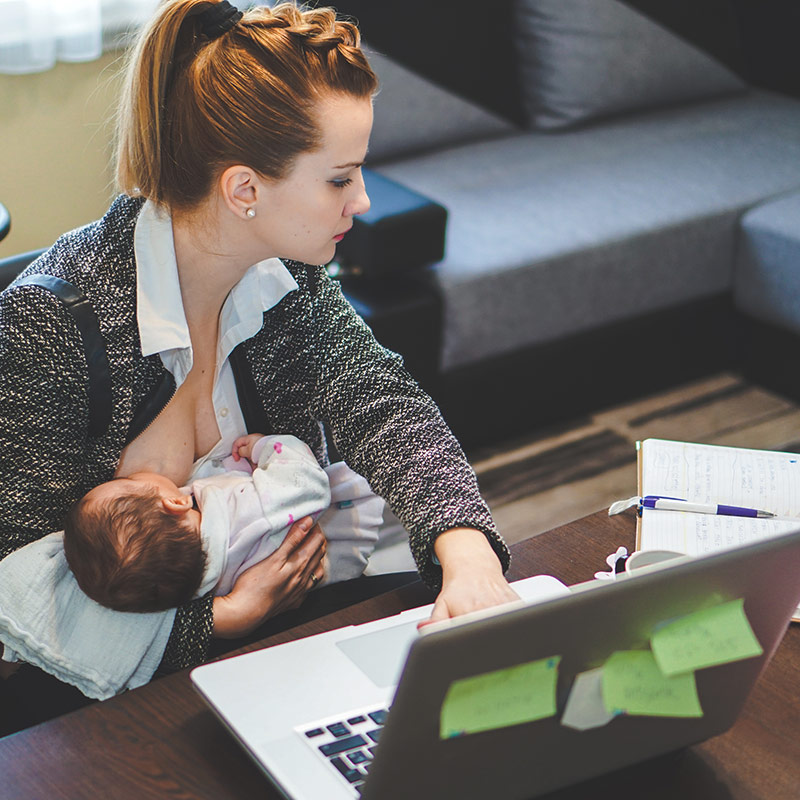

{"left": 0, "top": 195, "right": 509, "bottom": 673}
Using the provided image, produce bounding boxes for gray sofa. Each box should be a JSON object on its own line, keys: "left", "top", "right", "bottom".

{"left": 349, "top": 0, "right": 800, "bottom": 445}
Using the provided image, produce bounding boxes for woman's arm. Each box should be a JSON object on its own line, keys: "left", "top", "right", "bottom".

{"left": 0, "top": 285, "right": 208, "bottom": 676}
{"left": 304, "top": 266, "right": 511, "bottom": 597}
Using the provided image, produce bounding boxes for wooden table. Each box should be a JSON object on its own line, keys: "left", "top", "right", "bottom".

{"left": 2, "top": 510, "right": 798, "bottom": 799}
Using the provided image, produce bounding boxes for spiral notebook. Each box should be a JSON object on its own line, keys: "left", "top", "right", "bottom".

{"left": 637, "top": 437, "right": 800, "bottom": 620}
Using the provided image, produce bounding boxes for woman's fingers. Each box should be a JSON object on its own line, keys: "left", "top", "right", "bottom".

{"left": 297, "top": 522, "right": 327, "bottom": 563}
{"left": 277, "top": 516, "right": 316, "bottom": 553}
{"left": 279, "top": 519, "right": 326, "bottom": 565}
{"left": 266, "top": 518, "right": 325, "bottom": 604}
{"left": 303, "top": 543, "right": 327, "bottom": 587}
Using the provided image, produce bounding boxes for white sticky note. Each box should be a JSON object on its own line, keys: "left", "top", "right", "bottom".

{"left": 560, "top": 668, "right": 615, "bottom": 731}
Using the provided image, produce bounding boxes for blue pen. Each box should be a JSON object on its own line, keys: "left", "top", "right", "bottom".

{"left": 641, "top": 495, "right": 776, "bottom": 519}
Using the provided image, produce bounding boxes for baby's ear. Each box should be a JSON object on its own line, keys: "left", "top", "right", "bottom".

{"left": 162, "top": 494, "right": 194, "bottom": 515}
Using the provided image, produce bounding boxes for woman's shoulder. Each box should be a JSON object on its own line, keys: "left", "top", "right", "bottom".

{"left": 14, "top": 195, "right": 143, "bottom": 283}
{"left": 3, "top": 195, "right": 144, "bottom": 308}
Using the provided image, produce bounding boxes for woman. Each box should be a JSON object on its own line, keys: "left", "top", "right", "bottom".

{"left": 0, "top": 0, "right": 515, "bottom": 689}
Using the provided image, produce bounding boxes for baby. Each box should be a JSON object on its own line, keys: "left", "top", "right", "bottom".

{"left": 63, "top": 434, "right": 380, "bottom": 613}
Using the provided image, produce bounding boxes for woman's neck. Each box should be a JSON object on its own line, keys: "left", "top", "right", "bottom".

{"left": 170, "top": 200, "right": 263, "bottom": 325}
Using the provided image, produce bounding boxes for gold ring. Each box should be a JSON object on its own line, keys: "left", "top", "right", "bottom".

{"left": 310, "top": 572, "right": 319, "bottom": 586}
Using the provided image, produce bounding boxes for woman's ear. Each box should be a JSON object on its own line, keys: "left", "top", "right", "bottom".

{"left": 219, "top": 164, "right": 259, "bottom": 220}
{"left": 161, "top": 494, "right": 194, "bottom": 515}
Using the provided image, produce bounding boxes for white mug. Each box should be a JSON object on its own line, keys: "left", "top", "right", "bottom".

{"left": 625, "top": 549, "right": 683, "bottom": 573}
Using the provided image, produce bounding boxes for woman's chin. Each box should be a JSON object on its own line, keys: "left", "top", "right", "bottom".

{"left": 276, "top": 243, "right": 335, "bottom": 266}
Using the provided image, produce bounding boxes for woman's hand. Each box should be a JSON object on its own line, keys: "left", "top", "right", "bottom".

{"left": 212, "top": 516, "right": 327, "bottom": 639}
{"left": 419, "top": 527, "right": 519, "bottom": 629}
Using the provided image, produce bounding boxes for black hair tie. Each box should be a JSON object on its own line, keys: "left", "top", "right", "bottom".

{"left": 199, "top": 0, "right": 243, "bottom": 40}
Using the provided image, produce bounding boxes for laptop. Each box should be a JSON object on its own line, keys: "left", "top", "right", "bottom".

{"left": 191, "top": 527, "right": 800, "bottom": 800}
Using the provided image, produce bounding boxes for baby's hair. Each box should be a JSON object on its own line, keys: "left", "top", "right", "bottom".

{"left": 115, "top": 0, "right": 378, "bottom": 209}
{"left": 63, "top": 486, "right": 207, "bottom": 613}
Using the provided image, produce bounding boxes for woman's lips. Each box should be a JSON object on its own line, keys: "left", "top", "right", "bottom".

{"left": 334, "top": 227, "right": 352, "bottom": 242}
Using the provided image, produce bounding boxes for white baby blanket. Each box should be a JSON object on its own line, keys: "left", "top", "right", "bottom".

{"left": 0, "top": 532, "right": 179, "bottom": 700}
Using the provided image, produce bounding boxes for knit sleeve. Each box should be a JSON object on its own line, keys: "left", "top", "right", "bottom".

{"left": 0, "top": 285, "right": 91, "bottom": 558}
{"left": 305, "top": 267, "right": 510, "bottom": 590}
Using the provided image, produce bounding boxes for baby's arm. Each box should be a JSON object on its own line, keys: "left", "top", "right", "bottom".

{"left": 231, "top": 433, "right": 265, "bottom": 467}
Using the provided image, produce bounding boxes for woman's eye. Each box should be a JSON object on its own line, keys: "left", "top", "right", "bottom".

{"left": 331, "top": 178, "right": 353, "bottom": 189}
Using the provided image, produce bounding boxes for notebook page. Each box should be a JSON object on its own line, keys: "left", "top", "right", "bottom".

{"left": 640, "top": 438, "right": 800, "bottom": 555}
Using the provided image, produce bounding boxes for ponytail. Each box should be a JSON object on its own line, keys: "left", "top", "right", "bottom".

{"left": 115, "top": 1, "right": 377, "bottom": 210}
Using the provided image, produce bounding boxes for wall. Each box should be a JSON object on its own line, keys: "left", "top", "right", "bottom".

{"left": 0, "top": 52, "right": 123, "bottom": 258}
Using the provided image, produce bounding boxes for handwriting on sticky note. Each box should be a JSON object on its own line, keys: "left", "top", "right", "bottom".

{"left": 439, "top": 656, "right": 560, "bottom": 739}
{"left": 651, "top": 599, "right": 763, "bottom": 677}
{"left": 602, "top": 651, "right": 702, "bottom": 717}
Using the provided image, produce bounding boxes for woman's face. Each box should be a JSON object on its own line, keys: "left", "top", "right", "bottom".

{"left": 249, "top": 93, "right": 373, "bottom": 266}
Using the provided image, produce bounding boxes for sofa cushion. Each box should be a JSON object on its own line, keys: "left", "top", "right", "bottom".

{"left": 514, "top": 0, "right": 747, "bottom": 130}
{"left": 366, "top": 49, "right": 517, "bottom": 163}
{"left": 376, "top": 92, "right": 800, "bottom": 371}
{"left": 734, "top": 193, "right": 800, "bottom": 336}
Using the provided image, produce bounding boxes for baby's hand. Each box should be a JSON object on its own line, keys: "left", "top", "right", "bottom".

{"left": 232, "top": 433, "right": 264, "bottom": 466}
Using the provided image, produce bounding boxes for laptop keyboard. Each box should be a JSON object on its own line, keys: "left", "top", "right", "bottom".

{"left": 298, "top": 706, "right": 389, "bottom": 795}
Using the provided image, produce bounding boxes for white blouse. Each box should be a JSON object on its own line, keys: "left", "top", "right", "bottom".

{"left": 133, "top": 200, "right": 299, "bottom": 479}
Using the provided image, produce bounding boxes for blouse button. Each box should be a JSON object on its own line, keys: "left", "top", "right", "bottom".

{"left": 219, "top": 407, "right": 229, "bottom": 418}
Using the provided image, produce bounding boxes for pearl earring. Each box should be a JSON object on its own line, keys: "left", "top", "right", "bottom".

{"left": 246, "top": 208, "right": 256, "bottom": 218}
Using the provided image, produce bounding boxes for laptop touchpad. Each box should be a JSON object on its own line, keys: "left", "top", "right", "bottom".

{"left": 336, "top": 620, "right": 419, "bottom": 688}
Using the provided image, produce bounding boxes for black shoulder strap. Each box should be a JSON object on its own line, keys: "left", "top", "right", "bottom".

{"left": 17, "top": 275, "right": 112, "bottom": 438}
{"left": 229, "top": 342, "right": 272, "bottom": 435}
{"left": 227, "top": 264, "right": 316, "bottom": 435}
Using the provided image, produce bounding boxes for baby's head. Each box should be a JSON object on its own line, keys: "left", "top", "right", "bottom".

{"left": 63, "top": 472, "right": 206, "bottom": 613}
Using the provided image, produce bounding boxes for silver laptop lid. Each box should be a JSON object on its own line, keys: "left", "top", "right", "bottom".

{"left": 362, "top": 527, "right": 800, "bottom": 799}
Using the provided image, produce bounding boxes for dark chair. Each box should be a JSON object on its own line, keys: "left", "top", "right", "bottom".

{"left": 0, "top": 248, "right": 45, "bottom": 291}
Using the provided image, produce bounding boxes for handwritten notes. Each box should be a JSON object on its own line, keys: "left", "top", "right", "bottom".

{"left": 440, "top": 656, "right": 560, "bottom": 739}
{"left": 651, "top": 599, "right": 763, "bottom": 676}
{"left": 602, "top": 651, "right": 702, "bottom": 717}
{"left": 639, "top": 438, "right": 800, "bottom": 556}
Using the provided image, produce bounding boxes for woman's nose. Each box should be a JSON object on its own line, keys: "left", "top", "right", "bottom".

{"left": 345, "top": 176, "right": 370, "bottom": 218}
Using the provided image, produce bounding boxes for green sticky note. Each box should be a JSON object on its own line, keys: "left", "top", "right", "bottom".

{"left": 602, "top": 650, "right": 702, "bottom": 717}
{"left": 651, "top": 599, "right": 763, "bottom": 677}
{"left": 439, "top": 656, "right": 560, "bottom": 739}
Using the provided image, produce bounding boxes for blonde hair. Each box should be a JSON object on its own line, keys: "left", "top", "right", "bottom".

{"left": 115, "top": 1, "right": 378, "bottom": 210}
